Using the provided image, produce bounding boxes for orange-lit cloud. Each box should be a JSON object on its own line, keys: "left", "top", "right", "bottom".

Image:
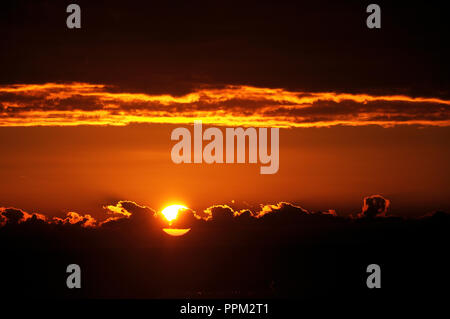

{"left": 1, "top": 83, "right": 449, "bottom": 127}
{"left": 0, "top": 207, "right": 47, "bottom": 226}
{"left": 52, "top": 212, "right": 97, "bottom": 228}
{"left": 355, "top": 195, "right": 390, "bottom": 219}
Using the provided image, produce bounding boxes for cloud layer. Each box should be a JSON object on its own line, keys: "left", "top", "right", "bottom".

{"left": 1, "top": 83, "right": 449, "bottom": 127}
{"left": 0, "top": 195, "right": 407, "bottom": 230}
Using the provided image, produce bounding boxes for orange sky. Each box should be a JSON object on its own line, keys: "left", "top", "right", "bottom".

{"left": 1, "top": 113, "right": 449, "bottom": 217}
{"left": 1, "top": 83, "right": 449, "bottom": 218}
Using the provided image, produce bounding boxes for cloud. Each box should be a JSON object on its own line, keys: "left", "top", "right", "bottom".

{"left": 254, "top": 202, "right": 309, "bottom": 218}
{"left": 0, "top": 199, "right": 320, "bottom": 230}
{"left": 0, "top": 207, "right": 47, "bottom": 226}
{"left": 0, "top": 194, "right": 444, "bottom": 233}
{"left": 203, "top": 205, "right": 238, "bottom": 222}
{"left": 52, "top": 212, "right": 97, "bottom": 228}
{"left": 1, "top": 83, "right": 449, "bottom": 127}
{"left": 99, "top": 200, "right": 159, "bottom": 230}
{"left": 356, "top": 195, "right": 390, "bottom": 218}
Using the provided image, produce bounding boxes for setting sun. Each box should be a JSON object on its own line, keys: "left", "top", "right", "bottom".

{"left": 161, "top": 204, "right": 187, "bottom": 223}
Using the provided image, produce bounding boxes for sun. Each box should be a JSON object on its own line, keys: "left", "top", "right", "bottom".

{"left": 162, "top": 228, "right": 191, "bottom": 236}
{"left": 161, "top": 204, "right": 187, "bottom": 223}
{"left": 161, "top": 204, "right": 191, "bottom": 237}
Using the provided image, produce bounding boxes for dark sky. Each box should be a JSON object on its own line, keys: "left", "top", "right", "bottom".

{"left": 1, "top": 0, "right": 449, "bottom": 96}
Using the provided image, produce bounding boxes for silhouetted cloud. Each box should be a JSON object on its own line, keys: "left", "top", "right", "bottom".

{"left": 0, "top": 207, "right": 46, "bottom": 226}
{"left": 254, "top": 202, "right": 309, "bottom": 218}
{"left": 52, "top": 212, "right": 97, "bottom": 228}
{"left": 204, "top": 205, "right": 237, "bottom": 222}
{"left": 356, "top": 195, "right": 390, "bottom": 218}
{"left": 0, "top": 195, "right": 446, "bottom": 234}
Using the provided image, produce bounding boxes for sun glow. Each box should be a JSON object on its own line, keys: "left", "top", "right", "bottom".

{"left": 161, "top": 204, "right": 187, "bottom": 223}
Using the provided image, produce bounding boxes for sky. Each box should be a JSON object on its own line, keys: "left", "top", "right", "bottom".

{"left": 1, "top": 124, "right": 449, "bottom": 218}
{"left": 0, "top": 0, "right": 449, "bottom": 219}
{"left": 1, "top": 0, "right": 450, "bottom": 303}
